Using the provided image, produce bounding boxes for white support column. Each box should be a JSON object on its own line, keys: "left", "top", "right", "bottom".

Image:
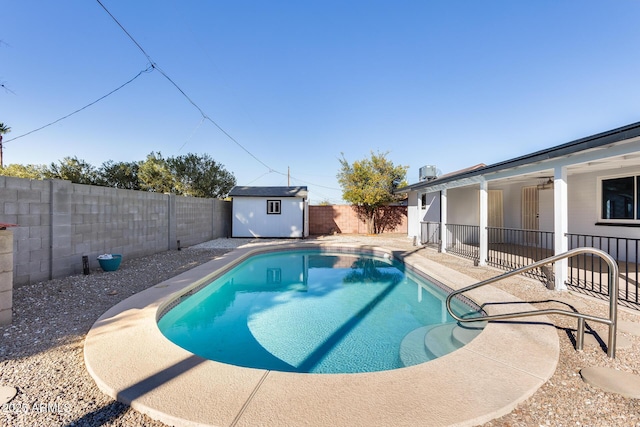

{"left": 417, "top": 192, "right": 423, "bottom": 243}
{"left": 440, "top": 189, "right": 447, "bottom": 253}
{"left": 554, "top": 166, "right": 568, "bottom": 290}
{"left": 479, "top": 181, "right": 488, "bottom": 266}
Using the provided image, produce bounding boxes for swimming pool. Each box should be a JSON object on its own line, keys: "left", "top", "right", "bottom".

{"left": 158, "top": 249, "right": 484, "bottom": 373}
{"left": 85, "top": 240, "right": 560, "bottom": 426}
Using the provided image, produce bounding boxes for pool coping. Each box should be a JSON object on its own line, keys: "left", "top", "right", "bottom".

{"left": 84, "top": 242, "right": 560, "bottom": 427}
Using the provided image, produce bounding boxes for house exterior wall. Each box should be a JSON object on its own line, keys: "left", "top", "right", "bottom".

{"left": 406, "top": 192, "right": 419, "bottom": 238}
{"left": 447, "top": 187, "right": 478, "bottom": 225}
{"left": 489, "top": 166, "right": 640, "bottom": 238}
{"left": 407, "top": 191, "right": 440, "bottom": 239}
{"left": 490, "top": 182, "right": 521, "bottom": 229}
{"left": 0, "top": 176, "right": 231, "bottom": 287}
{"left": 407, "top": 164, "right": 640, "bottom": 241}
{"left": 422, "top": 192, "right": 441, "bottom": 223}
{"left": 232, "top": 197, "right": 304, "bottom": 238}
{"left": 569, "top": 165, "right": 640, "bottom": 239}
{"left": 538, "top": 188, "right": 554, "bottom": 232}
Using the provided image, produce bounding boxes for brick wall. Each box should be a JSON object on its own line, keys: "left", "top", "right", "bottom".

{"left": 0, "top": 177, "right": 231, "bottom": 287}
{"left": 309, "top": 205, "right": 407, "bottom": 235}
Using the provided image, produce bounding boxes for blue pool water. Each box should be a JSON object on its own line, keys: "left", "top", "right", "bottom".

{"left": 158, "top": 250, "right": 483, "bottom": 374}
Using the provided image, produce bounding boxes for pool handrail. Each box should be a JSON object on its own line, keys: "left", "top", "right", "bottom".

{"left": 445, "top": 247, "right": 619, "bottom": 358}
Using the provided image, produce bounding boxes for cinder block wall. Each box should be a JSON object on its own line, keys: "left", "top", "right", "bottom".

{"left": 175, "top": 196, "right": 231, "bottom": 248}
{"left": 0, "top": 229, "right": 13, "bottom": 325}
{"left": 0, "top": 177, "right": 231, "bottom": 287}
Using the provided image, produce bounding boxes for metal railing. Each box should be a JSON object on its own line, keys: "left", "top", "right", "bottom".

{"left": 445, "top": 247, "right": 619, "bottom": 358}
{"left": 567, "top": 233, "right": 640, "bottom": 308}
{"left": 487, "top": 227, "right": 554, "bottom": 281}
{"left": 422, "top": 222, "right": 639, "bottom": 310}
{"left": 445, "top": 223, "right": 479, "bottom": 261}
{"left": 419, "top": 221, "right": 441, "bottom": 247}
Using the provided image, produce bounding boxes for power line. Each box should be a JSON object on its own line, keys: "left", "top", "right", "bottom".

{"left": 176, "top": 117, "right": 205, "bottom": 153}
{"left": 245, "top": 170, "right": 275, "bottom": 185}
{"left": 4, "top": 66, "right": 153, "bottom": 143}
{"left": 1, "top": 83, "right": 16, "bottom": 95}
{"left": 286, "top": 172, "right": 342, "bottom": 191}
{"left": 95, "top": 1, "right": 345, "bottom": 196}
{"left": 95, "top": 0, "right": 274, "bottom": 172}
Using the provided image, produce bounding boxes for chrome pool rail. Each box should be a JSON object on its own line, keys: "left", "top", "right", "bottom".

{"left": 445, "top": 247, "right": 619, "bottom": 358}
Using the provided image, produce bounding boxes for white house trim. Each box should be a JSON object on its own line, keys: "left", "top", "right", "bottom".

{"left": 479, "top": 181, "right": 488, "bottom": 267}
{"left": 398, "top": 121, "right": 640, "bottom": 292}
{"left": 553, "top": 165, "right": 568, "bottom": 290}
{"left": 440, "top": 189, "right": 447, "bottom": 254}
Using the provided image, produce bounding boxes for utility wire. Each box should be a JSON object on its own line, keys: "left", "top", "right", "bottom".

{"left": 1, "top": 83, "right": 16, "bottom": 95}
{"left": 96, "top": 0, "right": 343, "bottom": 194}
{"left": 95, "top": 0, "right": 154, "bottom": 65}
{"left": 96, "top": 0, "right": 274, "bottom": 172}
{"left": 4, "top": 66, "right": 153, "bottom": 143}
{"left": 176, "top": 117, "right": 205, "bottom": 153}
{"left": 284, "top": 172, "right": 342, "bottom": 191}
{"left": 245, "top": 170, "right": 275, "bottom": 185}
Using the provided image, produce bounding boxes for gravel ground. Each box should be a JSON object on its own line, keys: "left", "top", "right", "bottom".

{"left": 1, "top": 235, "right": 639, "bottom": 426}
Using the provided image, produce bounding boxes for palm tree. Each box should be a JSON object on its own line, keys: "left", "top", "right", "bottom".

{"left": 0, "top": 122, "right": 11, "bottom": 168}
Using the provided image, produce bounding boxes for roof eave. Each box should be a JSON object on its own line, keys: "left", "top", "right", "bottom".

{"left": 398, "top": 121, "right": 640, "bottom": 193}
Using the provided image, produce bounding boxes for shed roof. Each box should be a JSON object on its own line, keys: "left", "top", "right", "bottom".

{"left": 398, "top": 120, "right": 640, "bottom": 193}
{"left": 228, "top": 186, "right": 308, "bottom": 198}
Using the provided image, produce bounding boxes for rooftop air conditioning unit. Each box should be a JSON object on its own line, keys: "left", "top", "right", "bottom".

{"left": 419, "top": 165, "right": 438, "bottom": 181}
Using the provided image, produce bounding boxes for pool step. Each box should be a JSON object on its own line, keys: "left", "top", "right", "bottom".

{"left": 451, "top": 321, "right": 486, "bottom": 346}
{"left": 399, "top": 323, "right": 483, "bottom": 367}
{"left": 423, "top": 323, "right": 462, "bottom": 359}
{"left": 398, "top": 326, "right": 436, "bottom": 367}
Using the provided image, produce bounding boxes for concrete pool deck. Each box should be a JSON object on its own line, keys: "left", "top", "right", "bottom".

{"left": 84, "top": 241, "right": 559, "bottom": 427}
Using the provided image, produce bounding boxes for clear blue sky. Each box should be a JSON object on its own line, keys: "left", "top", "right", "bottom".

{"left": 2, "top": 1, "right": 640, "bottom": 203}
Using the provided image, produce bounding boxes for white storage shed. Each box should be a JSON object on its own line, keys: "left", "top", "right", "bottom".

{"left": 229, "top": 186, "right": 309, "bottom": 238}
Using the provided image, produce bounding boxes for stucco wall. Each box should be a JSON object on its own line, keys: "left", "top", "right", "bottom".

{"left": 0, "top": 177, "right": 231, "bottom": 287}
{"left": 447, "top": 187, "right": 478, "bottom": 225}
{"left": 569, "top": 166, "right": 640, "bottom": 239}
{"left": 406, "top": 191, "right": 440, "bottom": 239}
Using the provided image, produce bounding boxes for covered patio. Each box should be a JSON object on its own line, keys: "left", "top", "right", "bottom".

{"left": 400, "top": 122, "right": 640, "bottom": 310}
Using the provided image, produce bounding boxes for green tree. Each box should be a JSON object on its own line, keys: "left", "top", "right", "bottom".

{"left": 167, "top": 153, "right": 236, "bottom": 198}
{"left": 99, "top": 160, "right": 141, "bottom": 190}
{"left": 337, "top": 151, "right": 408, "bottom": 234}
{"left": 138, "top": 152, "right": 175, "bottom": 193}
{"left": 0, "top": 163, "right": 48, "bottom": 179}
{"left": 46, "top": 156, "right": 99, "bottom": 184}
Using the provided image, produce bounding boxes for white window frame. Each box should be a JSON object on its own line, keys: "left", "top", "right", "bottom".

{"left": 598, "top": 173, "right": 640, "bottom": 223}
{"left": 267, "top": 199, "right": 281, "bottom": 215}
